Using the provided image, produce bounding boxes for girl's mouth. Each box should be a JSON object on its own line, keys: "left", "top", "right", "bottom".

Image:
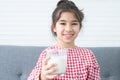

{"left": 63, "top": 34, "right": 74, "bottom": 39}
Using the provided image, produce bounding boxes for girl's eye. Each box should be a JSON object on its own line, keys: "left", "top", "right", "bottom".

{"left": 72, "top": 23, "right": 78, "bottom": 25}
{"left": 60, "top": 23, "right": 66, "bottom": 25}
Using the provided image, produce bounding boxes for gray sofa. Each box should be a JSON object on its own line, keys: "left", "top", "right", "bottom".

{"left": 0, "top": 45, "right": 120, "bottom": 80}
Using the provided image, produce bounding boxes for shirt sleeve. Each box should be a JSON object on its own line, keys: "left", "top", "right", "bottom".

{"left": 27, "top": 50, "right": 46, "bottom": 80}
{"left": 87, "top": 50, "right": 101, "bottom": 80}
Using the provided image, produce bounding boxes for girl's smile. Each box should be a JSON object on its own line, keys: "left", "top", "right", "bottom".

{"left": 63, "top": 33, "right": 74, "bottom": 39}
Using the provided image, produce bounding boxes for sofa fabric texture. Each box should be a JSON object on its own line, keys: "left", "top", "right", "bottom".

{"left": 0, "top": 45, "right": 120, "bottom": 80}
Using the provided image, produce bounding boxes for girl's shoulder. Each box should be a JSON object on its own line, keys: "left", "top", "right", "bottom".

{"left": 78, "top": 47, "right": 93, "bottom": 53}
{"left": 75, "top": 47, "right": 95, "bottom": 57}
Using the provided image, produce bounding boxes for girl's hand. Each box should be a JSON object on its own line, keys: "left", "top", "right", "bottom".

{"left": 40, "top": 56, "right": 58, "bottom": 80}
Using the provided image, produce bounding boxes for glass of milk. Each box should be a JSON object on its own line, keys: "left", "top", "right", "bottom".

{"left": 46, "top": 49, "right": 68, "bottom": 75}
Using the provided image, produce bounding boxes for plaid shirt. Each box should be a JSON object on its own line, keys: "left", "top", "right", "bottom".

{"left": 28, "top": 45, "right": 100, "bottom": 80}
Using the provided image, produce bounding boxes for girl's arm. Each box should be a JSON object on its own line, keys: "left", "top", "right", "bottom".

{"left": 27, "top": 50, "right": 46, "bottom": 80}
{"left": 87, "top": 51, "right": 101, "bottom": 80}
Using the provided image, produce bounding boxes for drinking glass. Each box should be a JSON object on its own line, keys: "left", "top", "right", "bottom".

{"left": 46, "top": 49, "right": 68, "bottom": 75}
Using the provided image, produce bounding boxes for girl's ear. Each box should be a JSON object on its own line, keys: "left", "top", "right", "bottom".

{"left": 52, "top": 24, "right": 56, "bottom": 32}
{"left": 51, "top": 24, "right": 56, "bottom": 33}
{"left": 53, "top": 27, "right": 56, "bottom": 32}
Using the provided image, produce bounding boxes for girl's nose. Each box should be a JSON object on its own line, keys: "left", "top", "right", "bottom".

{"left": 65, "top": 25, "right": 72, "bottom": 32}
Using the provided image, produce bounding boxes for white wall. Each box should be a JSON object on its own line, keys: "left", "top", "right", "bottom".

{"left": 0, "top": 0, "right": 120, "bottom": 47}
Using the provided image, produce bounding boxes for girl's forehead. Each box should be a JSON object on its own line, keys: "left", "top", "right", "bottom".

{"left": 58, "top": 12, "right": 78, "bottom": 22}
{"left": 60, "top": 11, "right": 75, "bottom": 17}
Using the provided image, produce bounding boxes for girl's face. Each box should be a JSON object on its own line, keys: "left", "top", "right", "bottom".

{"left": 53, "top": 12, "right": 80, "bottom": 46}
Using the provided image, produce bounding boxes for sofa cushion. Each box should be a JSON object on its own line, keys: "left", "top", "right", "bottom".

{"left": 89, "top": 47, "right": 120, "bottom": 80}
{"left": 0, "top": 46, "right": 46, "bottom": 80}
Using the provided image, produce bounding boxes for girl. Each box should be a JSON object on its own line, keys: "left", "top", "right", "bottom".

{"left": 28, "top": 0, "right": 100, "bottom": 80}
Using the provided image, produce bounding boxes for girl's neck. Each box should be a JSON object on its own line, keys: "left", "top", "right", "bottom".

{"left": 56, "top": 42, "right": 76, "bottom": 48}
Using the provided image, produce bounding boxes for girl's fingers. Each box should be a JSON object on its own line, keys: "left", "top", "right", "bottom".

{"left": 42, "top": 56, "right": 50, "bottom": 66}
{"left": 46, "top": 67, "right": 58, "bottom": 75}
{"left": 42, "top": 56, "right": 57, "bottom": 70}
{"left": 46, "top": 74, "right": 58, "bottom": 79}
{"left": 45, "top": 63, "right": 57, "bottom": 70}
{"left": 41, "top": 56, "right": 58, "bottom": 79}
{"left": 41, "top": 67, "right": 58, "bottom": 80}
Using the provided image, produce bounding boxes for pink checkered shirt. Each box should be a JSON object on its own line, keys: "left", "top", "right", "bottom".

{"left": 28, "top": 45, "right": 100, "bottom": 80}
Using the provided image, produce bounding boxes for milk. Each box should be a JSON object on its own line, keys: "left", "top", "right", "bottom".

{"left": 47, "top": 49, "right": 67, "bottom": 74}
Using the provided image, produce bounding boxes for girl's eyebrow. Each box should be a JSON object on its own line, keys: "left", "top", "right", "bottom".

{"left": 58, "top": 20, "right": 66, "bottom": 22}
{"left": 72, "top": 20, "right": 79, "bottom": 22}
{"left": 58, "top": 20, "right": 78, "bottom": 22}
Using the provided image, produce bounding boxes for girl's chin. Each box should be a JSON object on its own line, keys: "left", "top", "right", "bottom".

{"left": 63, "top": 39, "right": 74, "bottom": 44}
